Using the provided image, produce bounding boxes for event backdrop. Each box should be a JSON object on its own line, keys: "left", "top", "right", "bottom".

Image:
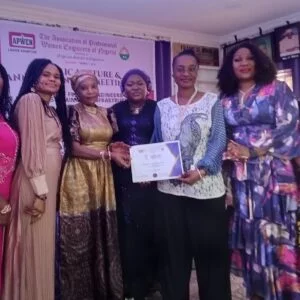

{"left": 0, "top": 20, "right": 155, "bottom": 107}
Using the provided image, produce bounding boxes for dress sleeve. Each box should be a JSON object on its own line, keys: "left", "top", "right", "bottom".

{"left": 150, "top": 106, "right": 163, "bottom": 143}
{"left": 16, "top": 93, "right": 48, "bottom": 196}
{"left": 197, "top": 100, "right": 227, "bottom": 174}
{"left": 260, "top": 81, "right": 300, "bottom": 158}
{"left": 68, "top": 106, "right": 81, "bottom": 142}
{"left": 107, "top": 106, "right": 119, "bottom": 136}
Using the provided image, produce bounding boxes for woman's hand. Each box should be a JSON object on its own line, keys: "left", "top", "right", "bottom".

{"left": 226, "top": 140, "right": 250, "bottom": 161}
{"left": 25, "top": 198, "right": 45, "bottom": 224}
{"left": 179, "top": 169, "right": 206, "bottom": 185}
{"left": 0, "top": 196, "right": 11, "bottom": 225}
{"left": 111, "top": 151, "right": 131, "bottom": 168}
{"left": 139, "top": 181, "right": 151, "bottom": 187}
{"left": 110, "top": 142, "right": 130, "bottom": 153}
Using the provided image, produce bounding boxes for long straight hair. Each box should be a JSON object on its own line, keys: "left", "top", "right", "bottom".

{"left": 0, "top": 63, "right": 12, "bottom": 121}
{"left": 11, "top": 58, "right": 71, "bottom": 154}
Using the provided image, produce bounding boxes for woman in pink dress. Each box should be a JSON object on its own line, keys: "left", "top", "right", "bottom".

{"left": 0, "top": 63, "right": 19, "bottom": 291}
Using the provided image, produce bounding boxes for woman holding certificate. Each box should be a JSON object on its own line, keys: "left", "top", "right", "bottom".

{"left": 152, "top": 49, "right": 231, "bottom": 300}
{"left": 108, "top": 69, "right": 158, "bottom": 300}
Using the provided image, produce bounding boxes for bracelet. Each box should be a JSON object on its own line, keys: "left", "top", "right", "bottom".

{"left": 99, "top": 151, "right": 105, "bottom": 160}
{"left": 36, "top": 194, "right": 47, "bottom": 201}
{"left": 196, "top": 168, "right": 203, "bottom": 180}
{"left": 0, "top": 204, "right": 11, "bottom": 215}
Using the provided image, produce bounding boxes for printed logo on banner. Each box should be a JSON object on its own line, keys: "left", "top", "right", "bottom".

{"left": 9, "top": 32, "right": 36, "bottom": 49}
{"left": 119, "top": 47, "right": 129, "bottom": 60}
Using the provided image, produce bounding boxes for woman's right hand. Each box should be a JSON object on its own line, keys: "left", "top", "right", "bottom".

{"left": 0, "top": 196, "right": 11, "bottom": 225}
{"left": 111, "top": 151, "right": 131, "bottom": 168}
{"left": 110, "top": 141, "right": 130, "bottom": 153}
{"left": 25, "top": 198, "right": 45, "bottom": 224}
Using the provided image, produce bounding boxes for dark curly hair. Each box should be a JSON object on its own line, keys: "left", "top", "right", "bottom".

{"left": 172, "top": 48, "right": 200, "bottom": 69}
{"left": 120, "top": 68, "right": 152, "bottom": 93}
{"left": 11, "top": 58, "right": 71, "bottom": 155}
{"left": 218, "top": 42, "right": 276, "bottom": 96}
{"left": 0, "top": 63, "right": 12, "bottom": 121}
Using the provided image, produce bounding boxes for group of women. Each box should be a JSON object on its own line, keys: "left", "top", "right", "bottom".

{"left": 0, "top": 41, "right": 299, "bottom": 300}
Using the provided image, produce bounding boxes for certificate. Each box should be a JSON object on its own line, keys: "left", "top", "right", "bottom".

{"left": 130, "top": 141, "right": 184, "bottom": 183}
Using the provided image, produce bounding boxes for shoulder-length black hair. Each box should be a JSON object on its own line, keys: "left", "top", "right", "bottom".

{"left": 217, "top": 42, "right": 277, "bottom": 97}
{"left": 11, "top": 58, "right": 71, "bottom": 154}
{"left": 0, "top": 63, "right": 12, "bottom": 121}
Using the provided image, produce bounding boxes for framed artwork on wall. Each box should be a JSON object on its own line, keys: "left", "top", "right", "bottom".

{"left": 251, "top": 33, "right": 274, "bottom": 60}
{"left": 223, "top": 39, "right": 249, "bottom": 58}
{"left": 172, "top": 42, "right": 219, "bottom": 67}
{"left": 275, "top": 23, "right": 300, "bottom": 61}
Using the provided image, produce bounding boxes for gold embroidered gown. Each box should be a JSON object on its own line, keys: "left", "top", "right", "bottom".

{"left": 57, "top": 103, "right": 123, "bottom": 300}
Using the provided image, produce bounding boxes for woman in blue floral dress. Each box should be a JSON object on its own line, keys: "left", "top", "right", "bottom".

{"left": 218, "top": 43, "right": 300, "bottom": 300}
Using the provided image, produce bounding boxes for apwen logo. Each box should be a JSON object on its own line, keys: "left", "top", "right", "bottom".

{"left": 9, "top": 32, "right": 35, "bottom": 49}
{"left": 119, "top": 47, "right": 130, "bottom": 60}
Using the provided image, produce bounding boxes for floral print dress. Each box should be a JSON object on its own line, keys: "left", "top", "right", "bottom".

{"left": 222, "top": 80, "right": 300, "bottom": 300}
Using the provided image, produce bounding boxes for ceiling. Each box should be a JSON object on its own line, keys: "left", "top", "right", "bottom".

{"left": 13, "top": 0, "right": 300, "bottom": 35}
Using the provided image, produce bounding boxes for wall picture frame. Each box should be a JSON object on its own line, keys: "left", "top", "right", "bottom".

{"left": 275, "top": 23, "right": 300, "bottom": 60}
{"left": 251, "top": 33, "right": 274, "bottom": 60}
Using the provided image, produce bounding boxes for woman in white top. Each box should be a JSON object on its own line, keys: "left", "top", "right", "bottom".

{"left": 152, "top": 49, "right": 231, "bottom": 300}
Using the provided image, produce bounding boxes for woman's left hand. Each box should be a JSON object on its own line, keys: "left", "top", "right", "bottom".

{"left": 111, "top": 151, "right": 131, "bottom": 168}
{"left": 179, "top": 169, "right": 205, "bottom": 185}
{"left": 227, "top": 140, "right": 250, "bottom": 161}
{"left": 139, "top": 181, "right": 151, "bottom": 187}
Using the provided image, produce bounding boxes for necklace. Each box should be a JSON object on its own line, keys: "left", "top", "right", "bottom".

{"left": 83, "top": 104, "right": 98, "bottom": 115}
{"left": 129, "top": 102, "right": 145, "bottom": 115}
{"left": 238, "top": 84, "right": 255, "bottom": 107}
{"left": 175, "top": 88, "right": 198, "bottom": 122}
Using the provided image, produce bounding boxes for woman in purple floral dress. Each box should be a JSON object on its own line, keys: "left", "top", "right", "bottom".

{"left": 218, "top": 43, "right": 300, "bottom": 300}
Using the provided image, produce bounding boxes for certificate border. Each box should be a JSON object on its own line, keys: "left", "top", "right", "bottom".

{"left": 130, "top": 141, "right": 184, "bottom": 183}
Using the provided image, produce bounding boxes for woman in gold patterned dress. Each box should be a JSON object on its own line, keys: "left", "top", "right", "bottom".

{"left": 57, "top": 71, "right": 130, "bottom": 300}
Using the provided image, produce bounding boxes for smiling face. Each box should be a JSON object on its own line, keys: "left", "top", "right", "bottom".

{"left": 232, "top": 47, "right": 256, "bottom": 82}
{"left": 76, "top": 76, "right": 99, "bottom": 106}
{"left": 124, "top": 74, "right": 148, "bottom": 103}
{"left": 35, "top": 63, "right": 61, "bottom": 98}
{"left": 172, "top": 54, "right": 198, "bottom": 89}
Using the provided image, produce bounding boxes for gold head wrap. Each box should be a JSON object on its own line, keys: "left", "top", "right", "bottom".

{"left": 70, "top": 70, "right": 98, "bottom": 92}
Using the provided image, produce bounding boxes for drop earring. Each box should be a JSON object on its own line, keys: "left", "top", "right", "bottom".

{"left": 50, "top": 94, "right": 56, "bottom": 102}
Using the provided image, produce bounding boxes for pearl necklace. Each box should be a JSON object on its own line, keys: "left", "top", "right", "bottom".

{"left": 238, "top": 84, "right": 255, "bottom": 107}
{"left": 175, "top": 89, "right": 198, "bottom": 122}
